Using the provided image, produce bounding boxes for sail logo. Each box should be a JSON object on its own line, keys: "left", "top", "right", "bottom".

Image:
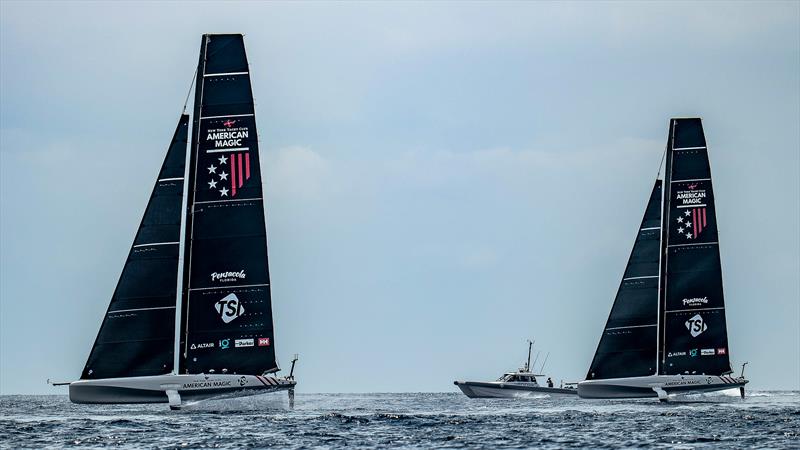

{"left": 685, "top": 314, "right": 708, "bottom": 337}
{"left": 682, "top": 296, "right": 708, "bottom": 307}
{"left": 207, "top": 128, "right": 248, "bottom": 149}
{"left": 675, "top": 185, "right": 708, "bottom": 240}
{"left": 190, "top": 342, "right": 215, "bottom": 350}
{"left": 215, "top": 293, "right": 245, "bottom": 324}
{"left": 211, "top": 270, "right": 246, "bottom": 283}
{"left": 206, "top": 150, "right": 251, "bottom": 198}
{"left": 235, "top": 338, "right": 254, "bottom": 348}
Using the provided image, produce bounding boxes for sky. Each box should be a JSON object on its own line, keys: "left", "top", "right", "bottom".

{"left": 1, "top": 1, "right": 798, "bottom": 394}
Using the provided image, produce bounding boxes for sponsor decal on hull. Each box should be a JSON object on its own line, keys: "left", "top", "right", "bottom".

{"left": 701, "top": 348, "right": 715, "bottom": 356}
{"left": 258, "top": 337, "right": 270, "bottom": 347}
{"left": 182, "top": 380, "right": 233, "bottom": 389}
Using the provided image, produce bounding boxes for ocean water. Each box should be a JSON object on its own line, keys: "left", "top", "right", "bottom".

{"left": 1, "top": 391, "right": 798, "bottom": 448}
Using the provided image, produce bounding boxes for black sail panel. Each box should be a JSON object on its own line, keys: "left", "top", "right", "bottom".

{"left": 82, "top": 115, "right": 189, "bottom": 379}
{"left": 181, "top": 34, "right": 278, "bottom": 375}
{"left": 587, "top": 181, "right": 662, "bottom": 380}
{"left": 660, "top": 118, "right": 731, "bottom": 375}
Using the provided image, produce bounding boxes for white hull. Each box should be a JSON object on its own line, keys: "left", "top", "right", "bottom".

{"left": 454, "top": 381, "right": 577, "bottom": 399}
{"left": 69, "top": 374, "right": 295, "bottom": 408}
{"left": 577, "top": 374, "right": 747, "bottom": 399}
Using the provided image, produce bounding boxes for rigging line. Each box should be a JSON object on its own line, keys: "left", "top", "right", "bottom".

{"left": 656, "top": 144, "right": 667, "bottom": 179}
{"left": 182, "top": 66, "right": 198, "bottom": 113}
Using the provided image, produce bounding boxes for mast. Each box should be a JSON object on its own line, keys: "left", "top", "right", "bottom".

{"left": 526, "top": 340, "right": 533, "bottom": 372}
{"left": 657, "top": 121, "right": 676, "bottom": 372}
{"left": 178, "top": 34, "right": 209, "bottom": 373}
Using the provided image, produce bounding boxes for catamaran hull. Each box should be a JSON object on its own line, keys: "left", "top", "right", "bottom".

{"left": 577, "top": 374, "right": 747, "bottom": 399}
{"left": 69, "top": 374, "right": 295, "bottom": 405}
{"left": 454, "top": 381, "right": 577, "bottom": 398}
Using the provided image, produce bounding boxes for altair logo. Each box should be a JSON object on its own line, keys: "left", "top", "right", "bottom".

{"left": 685, "top": 314, "right": 708, "bottom": 337}
{"left": 215, "top": 293, "right": 245, "bottom": 324}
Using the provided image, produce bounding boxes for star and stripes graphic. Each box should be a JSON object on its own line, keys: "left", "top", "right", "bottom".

{"left": 675, "top": 207, "right": 708, "bottom": 240}
{"left": 206, "top": 151, "right": 251, "bottom": 197}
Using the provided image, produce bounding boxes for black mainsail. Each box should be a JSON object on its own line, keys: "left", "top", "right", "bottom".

{"left": 82, "top": 115, "right": 189, "bottom": 379}
{"left": 180, "top": 34, "right": 278, "bottom": 375}
{"left": 659, "top": 118, "right": 731, "bottom": 376}
{"left": 587, "top": 181, "right": 662, "bottom": 380}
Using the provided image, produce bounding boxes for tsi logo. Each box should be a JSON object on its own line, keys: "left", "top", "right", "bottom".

{"left": 215, "top": 293, "right": 245, "bottom": 323}
{"left": 685, "top": 314, "right": 708, "bottom": 337}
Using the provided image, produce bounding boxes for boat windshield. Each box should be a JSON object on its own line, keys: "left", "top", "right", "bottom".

{"left": 499, "top": 374, "right": 537, "bottom": 383}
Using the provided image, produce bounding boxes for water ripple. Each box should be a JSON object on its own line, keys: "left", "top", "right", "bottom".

{"left": 0, "top": 392, "right": 798, "bottom": 449}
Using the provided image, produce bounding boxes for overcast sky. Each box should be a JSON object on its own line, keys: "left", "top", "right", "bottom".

{"left": 1, "top": 1, "right": 798, "bottom": 394}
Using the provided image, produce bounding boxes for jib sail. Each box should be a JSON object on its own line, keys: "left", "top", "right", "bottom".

{"left": 659, "top": 118, "right": 732, "bottom": 375}
{"left": 82, "top": 115, "right": 189, "bottom": 379}
{"left": 587, "top": 181, "right": 662, "bottom": 380}
{"left": 180, "top": 34, "right": 278, "bottom": 375}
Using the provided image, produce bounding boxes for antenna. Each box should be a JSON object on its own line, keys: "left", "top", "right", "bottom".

{"left": 531, "top": 351, "right": 541, "bottom": 371}
{"left": 288, "top": 354, "right": 299, "bottom": 380}
{"left": 539, "top": 352, "right": 550, "bottom": 374}
{"left": 526, "top": 339, "right": 534, "bottom": 372}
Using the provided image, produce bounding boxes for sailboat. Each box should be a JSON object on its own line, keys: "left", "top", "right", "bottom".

{"left": 578, "top": 118, "right": 748, "bottom": 400}
{"left": 65, "top": 34, "right": 297, "bottom": 409}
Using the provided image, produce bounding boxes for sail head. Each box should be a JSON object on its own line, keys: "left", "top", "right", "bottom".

{"left": 81, "top": 115, "right": 189, "bottom": 379}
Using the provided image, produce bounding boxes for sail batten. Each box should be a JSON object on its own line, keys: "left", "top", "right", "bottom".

{"left": 180, "top": 34, "right": 278, "bottom": 375}
{"left": 81, "top": 115, "right": 189, "bottom": 380}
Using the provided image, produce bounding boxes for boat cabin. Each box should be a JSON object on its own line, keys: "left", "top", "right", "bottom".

{"left": 498, "top": 372, "right": 540, "bottom": 384}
